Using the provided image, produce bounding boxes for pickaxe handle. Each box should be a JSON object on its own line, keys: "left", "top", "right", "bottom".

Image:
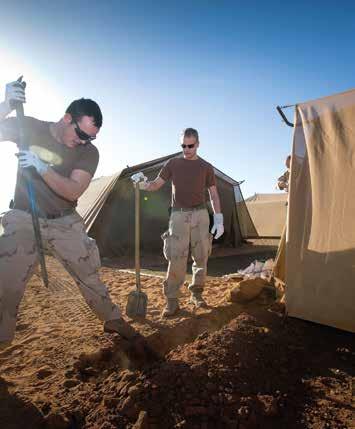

{"left": 15, "top": 76, "right": 49, "bottom": 287}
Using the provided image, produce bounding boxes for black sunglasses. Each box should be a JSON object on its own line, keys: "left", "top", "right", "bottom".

{"left": 181, "top": 143, "right": 195, "bottom": 149}
{"left": 72, "top": 119, "right": 96, "bottom": 143}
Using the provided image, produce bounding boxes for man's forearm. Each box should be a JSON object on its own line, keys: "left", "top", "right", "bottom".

{"left": 211, "top": 194, "right": 221, "bottom": 213}
{"left": 144, "top": 176, "right": 165, "bottom": 192}
{"left": 208, "top": 186, "right": 222, "bottom": 213}
{"left": 0, "top": 101, "right": 11, "bottom": 121}
{"left": 145, "top": 181, "right": 160, "bottom": 192}
{"left": 42, "top": 168, "right": 85, "bottom": 202}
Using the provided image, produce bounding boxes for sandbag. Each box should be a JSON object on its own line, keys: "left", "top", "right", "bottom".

{"left": 229, "top": 278, "right": 269, "bottom": 303}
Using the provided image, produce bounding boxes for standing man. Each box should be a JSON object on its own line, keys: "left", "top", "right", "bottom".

{"left": 277, "top": 155, "right": 291, "bottom": 192}
{"left": 0, "top": 80, "right": 138, "bottom": 348}
{"left": 137, "top": 128, "right": 224, "bottom": 317}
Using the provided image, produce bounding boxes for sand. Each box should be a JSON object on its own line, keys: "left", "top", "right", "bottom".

{"left": 0, "top": 257, "right": 353, "bottom": 429}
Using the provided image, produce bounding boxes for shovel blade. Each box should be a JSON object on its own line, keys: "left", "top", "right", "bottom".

{"left": 126, "top": 290, "right": 148, "bottom": 319}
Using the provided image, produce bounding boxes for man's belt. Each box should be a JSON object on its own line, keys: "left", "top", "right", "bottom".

{"left": 171, "top": 204, "right": 207, "bottom": 213}
{"left": 19, "top": 207, "right": 75, "bottom": 219}
{"left": 41, "top": 208, "right": 75, "bottom": 219}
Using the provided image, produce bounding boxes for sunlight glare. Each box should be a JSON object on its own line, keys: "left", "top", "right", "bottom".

{"left": 0, "top": 50, "right": 63, "bottom": 212}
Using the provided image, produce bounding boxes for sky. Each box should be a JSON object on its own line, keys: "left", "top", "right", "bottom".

{"left": 0, "top": 0, "right": 355, "bottom": 212}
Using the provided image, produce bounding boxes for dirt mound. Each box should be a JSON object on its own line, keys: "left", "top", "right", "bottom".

{"left": 65, "top": 310, "right": 353, "bottom": 429}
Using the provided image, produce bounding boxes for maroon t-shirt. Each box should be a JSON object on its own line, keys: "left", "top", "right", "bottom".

{"left": 159, "top": 157, "right": 216, "bottom": 208}
{"left": 0, "top": 116, "right": 99, "bottom": 215}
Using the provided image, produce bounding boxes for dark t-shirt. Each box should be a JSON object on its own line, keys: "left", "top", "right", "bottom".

{"left": 0, "top": 116, "right": 99, "bottom": 215}
{"left": 159, "top": 157, "right": 216, "bottom": 208}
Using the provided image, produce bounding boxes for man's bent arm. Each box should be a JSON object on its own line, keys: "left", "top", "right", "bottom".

{"left": 145, "top": 176, "right": 166, "bottom": 192}
{"left": 0, "top": 102, "right": 11, "bottom": 122}
{"left": 0, "top": 101, "right": 15, "bottom": 141}
{"left": 208, "top": 185, "right": 222, "bottom": 213}
{"left": 42, "top": 168, "right": 92, "bottom": 202}
{"left": 277, "top": 172, "right": 288, "bottom": 190}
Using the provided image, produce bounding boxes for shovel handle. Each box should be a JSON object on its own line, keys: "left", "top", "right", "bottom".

{"left": 135, "top": 182, "right": 141, "bottom": 290}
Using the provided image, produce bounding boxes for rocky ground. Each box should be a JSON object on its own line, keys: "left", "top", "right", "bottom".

{"left": 0, "top": 257, "right": 354, "bottom": 429}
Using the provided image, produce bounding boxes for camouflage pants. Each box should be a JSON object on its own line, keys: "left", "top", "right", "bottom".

{"left": 162, "top": 209, "right": 213, "bottom": 299}
{"left": 0, "top": 209, "right": 120, "bottom": 343}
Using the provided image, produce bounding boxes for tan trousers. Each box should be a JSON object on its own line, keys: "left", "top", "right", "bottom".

{"left": 0, "top": 209, "right": 120, "bottom": 343}
{"left": 162, "top": 209, "right": 213, "bottom": 299}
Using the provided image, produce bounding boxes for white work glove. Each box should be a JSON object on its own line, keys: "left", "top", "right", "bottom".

{"left": 131, "top": 171, "right": 148, "bottom": 190}
{"left": 5, "top": 80, "right": 26, "bottom": 111}
{"left": 17, "top": 150, "right": 49, "bottom": 175}
{"left": 211, "top": 213, "right": 224, "bottom": 239}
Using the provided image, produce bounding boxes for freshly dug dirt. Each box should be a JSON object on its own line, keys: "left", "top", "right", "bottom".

{"left": 0, "top": 258, "right": 353, "bottom": 429}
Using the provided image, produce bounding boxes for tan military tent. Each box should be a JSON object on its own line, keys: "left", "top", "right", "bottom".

{"left": 285, "top": 88, "right": 355, "bottom": 333}
{"left": 245, "top": 193, "right": 287, "bottom": 238}
{"left": 77, "top": 152, "right": 244, "bottom": 258}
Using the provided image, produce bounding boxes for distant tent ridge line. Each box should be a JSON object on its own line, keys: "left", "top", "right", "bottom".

{"left": 245, "top": 193, "right": 288, "bottom": 203}
{"left": 244, "top": 193, "right": 287, "bottom": 238}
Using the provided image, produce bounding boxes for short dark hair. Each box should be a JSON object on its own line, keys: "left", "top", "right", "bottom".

{"left": 181, "top": 127, "right": 199, "bottom": 143}
{"left": 66, "top": 98, "right": 103, "bottom": 128}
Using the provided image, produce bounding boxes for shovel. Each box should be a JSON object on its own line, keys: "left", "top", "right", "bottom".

{"left": 126, "top": 180, "right": 148, "bottom": 318}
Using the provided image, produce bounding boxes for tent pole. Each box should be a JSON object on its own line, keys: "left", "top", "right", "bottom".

{"left": 276, "top": 105, "right": 294, "bottom": 127}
